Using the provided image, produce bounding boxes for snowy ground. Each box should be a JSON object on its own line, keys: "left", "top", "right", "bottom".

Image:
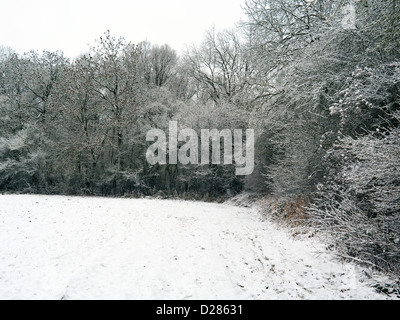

{"left": 0, "top": 194, "right": 391, "bottom": 300}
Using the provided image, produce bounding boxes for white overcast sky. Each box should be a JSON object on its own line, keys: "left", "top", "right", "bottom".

{"left": 0, "top": 0, "right": 246, "bottom": 58}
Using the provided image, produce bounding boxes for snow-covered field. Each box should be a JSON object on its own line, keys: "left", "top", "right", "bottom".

{"left": 0, "top": 194, "right": 390, "bottom": 300}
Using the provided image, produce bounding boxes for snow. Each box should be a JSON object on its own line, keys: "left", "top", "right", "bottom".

{"left": 0, "top": 194, "right": 390, "bottom": 300}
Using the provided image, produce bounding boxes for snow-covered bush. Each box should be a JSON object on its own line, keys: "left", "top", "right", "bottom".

{"left": 0, "top": 127, "right": 49, "bottom": 192}
{"left": 308, "top": 115, "right": 400, "bottom": 274}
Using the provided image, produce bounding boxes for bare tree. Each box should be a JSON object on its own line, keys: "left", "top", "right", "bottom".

{"left": 0, "top": 45, "right": 14, "bottom": 63}
{"left": 89, "top": 31, "right": 142, "bottom": 170}
{"left": 139, "top": 42, "right": 178, "bottom": 88}
{"left": 184, "top": 28, "right": 254, "bottom": 106}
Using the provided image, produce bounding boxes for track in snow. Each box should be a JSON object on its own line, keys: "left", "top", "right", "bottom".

{"left": 0, "top": 195, "right": 387, "bottom": 300}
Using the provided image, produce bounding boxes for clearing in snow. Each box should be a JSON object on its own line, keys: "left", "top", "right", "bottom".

{"left": 0, "top": 195, "right": 389, "bottom": 300}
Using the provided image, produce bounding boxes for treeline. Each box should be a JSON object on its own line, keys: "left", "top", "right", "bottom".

{"left": 243, "top": 0, "right": 400, "bottom": 275}
{"left": 0, "top": 33, "right": 246, "bottom": 198}
{"left": 1, "top": 0, "right": 399, "bottom": 274}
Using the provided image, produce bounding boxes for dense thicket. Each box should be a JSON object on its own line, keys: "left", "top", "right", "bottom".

{"left": 1, "top": 0, "right": 399, "bottom": 273}
{"left": 242, "top": 0, "right": 400, "bottom": 274}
